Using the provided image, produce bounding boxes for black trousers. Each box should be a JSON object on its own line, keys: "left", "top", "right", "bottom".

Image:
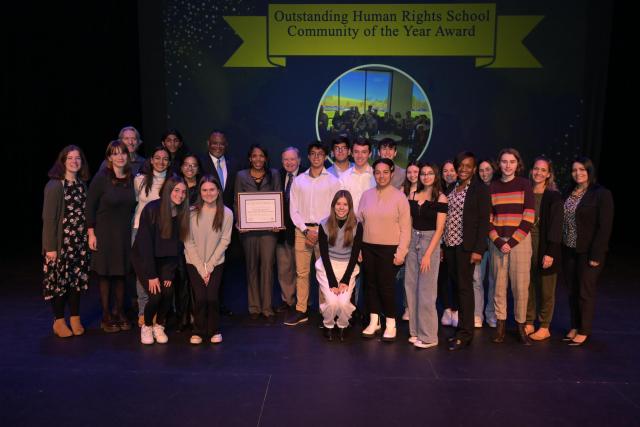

{"left": 187, "top": 263, "right": 224, "bottom": 337}
{"left": 438, "top": 252, "right": 459, "bottom": 310}
{"left": 444, "top": 245, "right": 475, "bottom": 343}
{"left": 173, "top": 252, "right": 192, "bottom": 327}
{"left": 362, "top": 243, "right": 398, "bottom": 319}
{"left": 51, "top": 290, "right": 80, "bottom": 319}
{"left": 143, "top": 265, "right": 176, "bottom": 327}
{"left": 563, "top": 246, "right": 604, "bottom": 336}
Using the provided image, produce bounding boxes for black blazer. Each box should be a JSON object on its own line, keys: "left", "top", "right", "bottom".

{"left": 445, "top": 178, "right": 491, "bottom": 254}
{"left": 537, "top": 189, "right": 563, "bottom": 275}
{"left": 199, "top": 153, "right": 239, "bottom": 209}
{"left": 277, "top": 168, "right": 302, "bottom": 245}
{"left": 564, "top": 184, "right": 614, "bottom": 263}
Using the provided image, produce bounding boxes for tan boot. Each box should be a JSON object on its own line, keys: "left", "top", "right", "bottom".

{"left": 53, "top": 319, "right": 73, "bottom": 338}
{"left": 69, "top": 316, "right": 85, "bottom": 336}
{"left": 530, "top": 327, "right": 551, "bottom": 341}
{"left": 524, "top": 324, "right": 535, "bottom": 335}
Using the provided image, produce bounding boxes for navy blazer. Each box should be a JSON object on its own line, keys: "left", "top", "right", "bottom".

{"left": 564, "top": 184, "right": 614, "bottom": 263}
{"left": 199, "top": 153, "right": 239, "bottom": 209}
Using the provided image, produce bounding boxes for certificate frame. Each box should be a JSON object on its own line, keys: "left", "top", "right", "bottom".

{"left": 236, "top": 192, "right": 285, "bottom": 231}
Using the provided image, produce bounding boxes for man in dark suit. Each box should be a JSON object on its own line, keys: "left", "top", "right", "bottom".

{"left": 275, "top": 147, "right": 303, "bottom": 313}
{"left": 199, "top": 130, "right": 240, "bottom": 316}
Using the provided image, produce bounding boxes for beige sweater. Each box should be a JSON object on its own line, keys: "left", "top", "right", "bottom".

{"left": 183, "top": 206, "right": 233, "bottom": 278}
{"left": 357, "top": 185, "right": 411, "bottom": 260}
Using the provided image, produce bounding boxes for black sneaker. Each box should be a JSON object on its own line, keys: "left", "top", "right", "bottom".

{"left": 274, "top": 302, "right": 290, "bottom": 313}
{"left": 284, "top": 310, "right": 308, "bottom": 326}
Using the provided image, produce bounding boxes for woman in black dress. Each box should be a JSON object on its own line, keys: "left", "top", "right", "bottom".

{"left": 86, "top": 140, "right": 137, "bottom": 333}
{"left": 42, "top": 145, "right": 91, "bottom": 337}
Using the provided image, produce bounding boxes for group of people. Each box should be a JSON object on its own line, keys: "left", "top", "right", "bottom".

{"left": 42, "top": 126, "right": 613, "bottom": 350}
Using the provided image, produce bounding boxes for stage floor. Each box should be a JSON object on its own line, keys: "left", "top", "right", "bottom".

{"left": 1, "top": 252, "right": 638, "bottom": 426}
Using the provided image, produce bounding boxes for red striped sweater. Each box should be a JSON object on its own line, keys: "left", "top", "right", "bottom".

{"left": 489, "top": 176, "right": 535, "bottom": 249}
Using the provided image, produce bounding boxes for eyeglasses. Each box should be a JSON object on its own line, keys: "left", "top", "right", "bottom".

{"left": 309, "top": 152, "right": 325, "bottom": 158}
{"left": 420, "top": 172, "right": 435, "bottom": 177}
{"left": 333, "top": 146, "right": 349, "bottom": 152}
{"left": 182, "top": 164, "right": 198, "bottom": 169}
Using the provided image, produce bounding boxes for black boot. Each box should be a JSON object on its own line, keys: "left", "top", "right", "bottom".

{"left": 324, "top": 327, "right": 334, "bottom": 341}
{"left": 517, "top": 322, "right": 532, "bottom": 346}
{"left": 493, "top": 320, "right": 506, "bottom": 343}
{"left": 338, "top": 327, "right": 347, "bottom": 342}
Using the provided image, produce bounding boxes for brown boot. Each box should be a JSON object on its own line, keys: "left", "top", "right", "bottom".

{"left": 492, "top": 320, "right": 506, "bottom": 343}
{"left": 53, "top": 318, "right": 73, "bottom": 338}
{"left": 517, "top": 323, "right": 532, "bottom": 346}
{"left": 69, "top": 316, "right": 85, "bottom": 336}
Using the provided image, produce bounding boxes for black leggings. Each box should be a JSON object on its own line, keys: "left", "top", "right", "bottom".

{"left": 362, "top": 243, "right": 398, "bottom": 319}
{"left": 187, "top": 263, "right": 223, "bottom": 337}
{"left": 98, "top": 275, "right": 125, "bottom": 321}
{"left": 51, "top": 290, "right": 81, "bottom": 319}
{"left": 143, "top": 279, "right": 175, "bottom": 327}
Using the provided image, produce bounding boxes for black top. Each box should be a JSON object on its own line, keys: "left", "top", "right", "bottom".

{"left": 536, "top": 189, "right": 563, "bottom": 274}
{"left": 131, "top": 200, "right": 180, "bottom": 282}
{"left": 318, "top": 221, "right": 363, "bottom": 288}
{"left": 444, "top": 178, "right": 491, "bottom": 254}
{"left": 563, "top": 184, "right": 614, "bottom": 263}
{"left": 409, "top": 198, "right": 448, "bottom": 231}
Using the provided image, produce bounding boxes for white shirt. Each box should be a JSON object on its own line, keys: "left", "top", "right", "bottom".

{"left": 133, "top": 170, "right": 167, "bottom": 229}
{"left": 289, "top": 167, "right": 341, "bottom": 232}
{"left": 327, "top": 161, "right": 354, "bottom": 179}
{"left": 209, "top": 154, "right": 228, "bottom": 189}
{"left": 340, "top": 165, "right": 376, "bottom": 215}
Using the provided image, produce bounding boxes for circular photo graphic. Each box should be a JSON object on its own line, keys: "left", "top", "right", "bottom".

{"left": 316, "top": 64, "right": 433, "bottom": 168}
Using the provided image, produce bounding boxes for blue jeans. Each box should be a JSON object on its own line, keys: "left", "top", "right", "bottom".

{"left": 404, "top": 229, "right": 440, "bottom": 344}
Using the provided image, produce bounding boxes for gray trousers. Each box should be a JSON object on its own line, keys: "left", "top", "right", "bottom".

{"left": 276, "top": 241, "right": 296, "bottom": 306}
{"left": 491, "top": 234, "right": 532, "bottom": 323}
{"left": 242, "top": 232, "right": 278, "bottom": 316}
{"left": 404, "top": 229, "right": 440, "bottom": 344}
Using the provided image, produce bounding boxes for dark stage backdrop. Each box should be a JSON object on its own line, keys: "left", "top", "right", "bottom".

{"left": 140, "top": 0, "right": 612, "bottom": 187}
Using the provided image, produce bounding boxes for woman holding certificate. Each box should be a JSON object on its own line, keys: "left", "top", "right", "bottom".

{"left": 234, "top": 144, "right": 283, "bottom": 321}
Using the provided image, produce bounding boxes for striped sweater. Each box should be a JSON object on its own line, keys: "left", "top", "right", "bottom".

{"left": 489, "top": 176, "right": 535, "bottom": 248}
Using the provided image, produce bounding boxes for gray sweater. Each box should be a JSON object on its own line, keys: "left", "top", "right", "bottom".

{"left": 183, "top": 206, "right": 234, "bottom": 278}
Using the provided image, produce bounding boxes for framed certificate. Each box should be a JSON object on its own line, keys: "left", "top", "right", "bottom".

{"left": 237, "top": 192, "right": 285, "bottom": 231}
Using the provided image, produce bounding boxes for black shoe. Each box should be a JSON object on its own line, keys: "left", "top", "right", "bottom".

{"left": 517, "top": 322, "right": 532, "bottom": 346}
{"left": 220, "top": 305, "right": 234, "bottom": 317}
{"left": 274, "top": 302, "right": 290, "bottom": 313}
{"left": 448, "top": 338, "right": 469, "bottom": 351}
{"left": 338, "top": 327, "right": 347, "bottom": 342}
{"left": 263, "top": 314, "right": 276, "bottom": 323}
{"left": 493, "top": 320, "right": 506, "bottom": 343}
{"left": 324, "top": 327, "right": 334, "bottom": 341}
{"left": 284, "top": 310, "right": 309, "bottom": 326}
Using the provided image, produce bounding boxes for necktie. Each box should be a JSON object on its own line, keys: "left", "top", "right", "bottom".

{"left": 216, "top": 158, "right": 225, "bottom": 189}
{"left": 285, "top": 172, "right": 293, "bottom": 201}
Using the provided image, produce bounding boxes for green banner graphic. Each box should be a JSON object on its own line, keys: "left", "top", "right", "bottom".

{"left": 224, "top": 4, "right": 543, "bottom": 68}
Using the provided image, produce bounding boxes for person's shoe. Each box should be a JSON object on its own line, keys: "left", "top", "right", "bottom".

{"left": 524, "top": 323, "right": 535, "bottom": 335}
{"left": 562, "top": 329, "right": 578, "bottom": 341}
{"left": 402, "top": 308, "right": 410, "bottom": 321}
{"left": 448, "top": 338, "right": 469, "bottom": 351}
{"left": 101, "top": 318, "right": 120, "bottom": 333}
{"left": 115, "top": 313, "right": 131, "bottom": 331}
{"left": 530, "top": 328, "right": 551, "bottom": 341}
{"left": 263, "top": 314, "right": 276, "bottom": 324}
{"left": 152, "top": 324, "right": 168, "bottom": 344}
{"left": 52, "top": 319, "right": 73, "bottom": 338}
{"left": 69, "top": 316, "right": 85, "bottom": 336}
{"left": 338, "top": 327, "right": 348, "bottom": 342}
{"left": 517, "top": 323, "right": 532, "bottom": 346}
{"left": 568, "top": 334, "right": 588, "bottom": 347}
{"left": 211, "top": 333, "right": 223, "bottom": 344}
{"left": 220, "top": 305, "right": 234, "bottom": 317}
{"left": 451, "top": 311, "right": 459, "bottom": 328}
{"left": 493, "top": 320, "right": 506, "bottom": 343}
{"left": 487, "top": 317, "right": 497, "bottom": 328}
{"left": 249, "top": 313, "right": 260, "bottom": 320}
{"left": 414, "top": 340, "right": 438, "bottom": 349}
{"left": 284, "top": 310, "right": 308, "bottom": 326}
{"left": 382, "top": 318, "right": 397, "bottom": 342}
{"left": 474, "top": 316, "right": 483, "bottom": 328}
{"left": 440, "top": 308, "right": 453, "bottom": 326}
{"left": 361, "top": 313, "right": 381, "bottom": 338}
{"left": 140, "top": 325, "right": 154, "bottom": 345}
{"left": 408, "top": 336, "right": 418, "bottom": 344}
{"left": 190, "top": 335, "right": 202, "bottom": 345}
{"left": 324, "top": 327, "right": 334, "bottom": 341}
{"left": 138, "top": 315, "right": 145, "bottom": 328}
{"left": 274, "top": 302, "right": 290, "bottom": 313}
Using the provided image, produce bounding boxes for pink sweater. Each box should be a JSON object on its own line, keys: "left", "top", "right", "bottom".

{"left": 358, "top": 185, "right": 411, "bottom": 260}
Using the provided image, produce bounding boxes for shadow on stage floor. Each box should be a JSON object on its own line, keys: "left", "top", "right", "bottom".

{"left": 1, "top": 251, "right": 639, "bottom": 426}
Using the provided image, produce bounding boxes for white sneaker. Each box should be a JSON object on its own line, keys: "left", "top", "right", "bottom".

{"left": 402, "top": 308, "right": 410, "bottom": 321}
{"left": 190, "top": 335, "right": 202, "bottom": 345}
{"left": 408, "top": 336, "right": 418, "bottom": 344}
{"left": 362, "top": 314, "right": 381, "bottom": 337}
{"left": 487, "top": 318, "right": 497, "bottom": 328}
{"left": 382, "top": 318, "right": 396, "bottom": 342}
{"left": 140, "top": 325, "right": 154, "bottom": 345}
{"left": 211, "top": 333, "right": 223, "bottom": 344}
{"left": 451, "top": 311, "right": 459, "bottom": 328}
{"left": 152, "top": 324, "right": 168, "bottom": 344}
{"left": 474, "top": 316, "right": 484, "bottom": 328}
{"left": 414, "top": 340, "right": 438, "bottom": 349}
{"left": 441, "top": 308, "right": 452, "bottom": 326}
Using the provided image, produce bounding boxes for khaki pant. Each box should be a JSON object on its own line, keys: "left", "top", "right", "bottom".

{"left": 294, "top": 227, "right": 320, "bottom": 313}
{"left": 491, "top": 233, "right": 532, "bottom": 323}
